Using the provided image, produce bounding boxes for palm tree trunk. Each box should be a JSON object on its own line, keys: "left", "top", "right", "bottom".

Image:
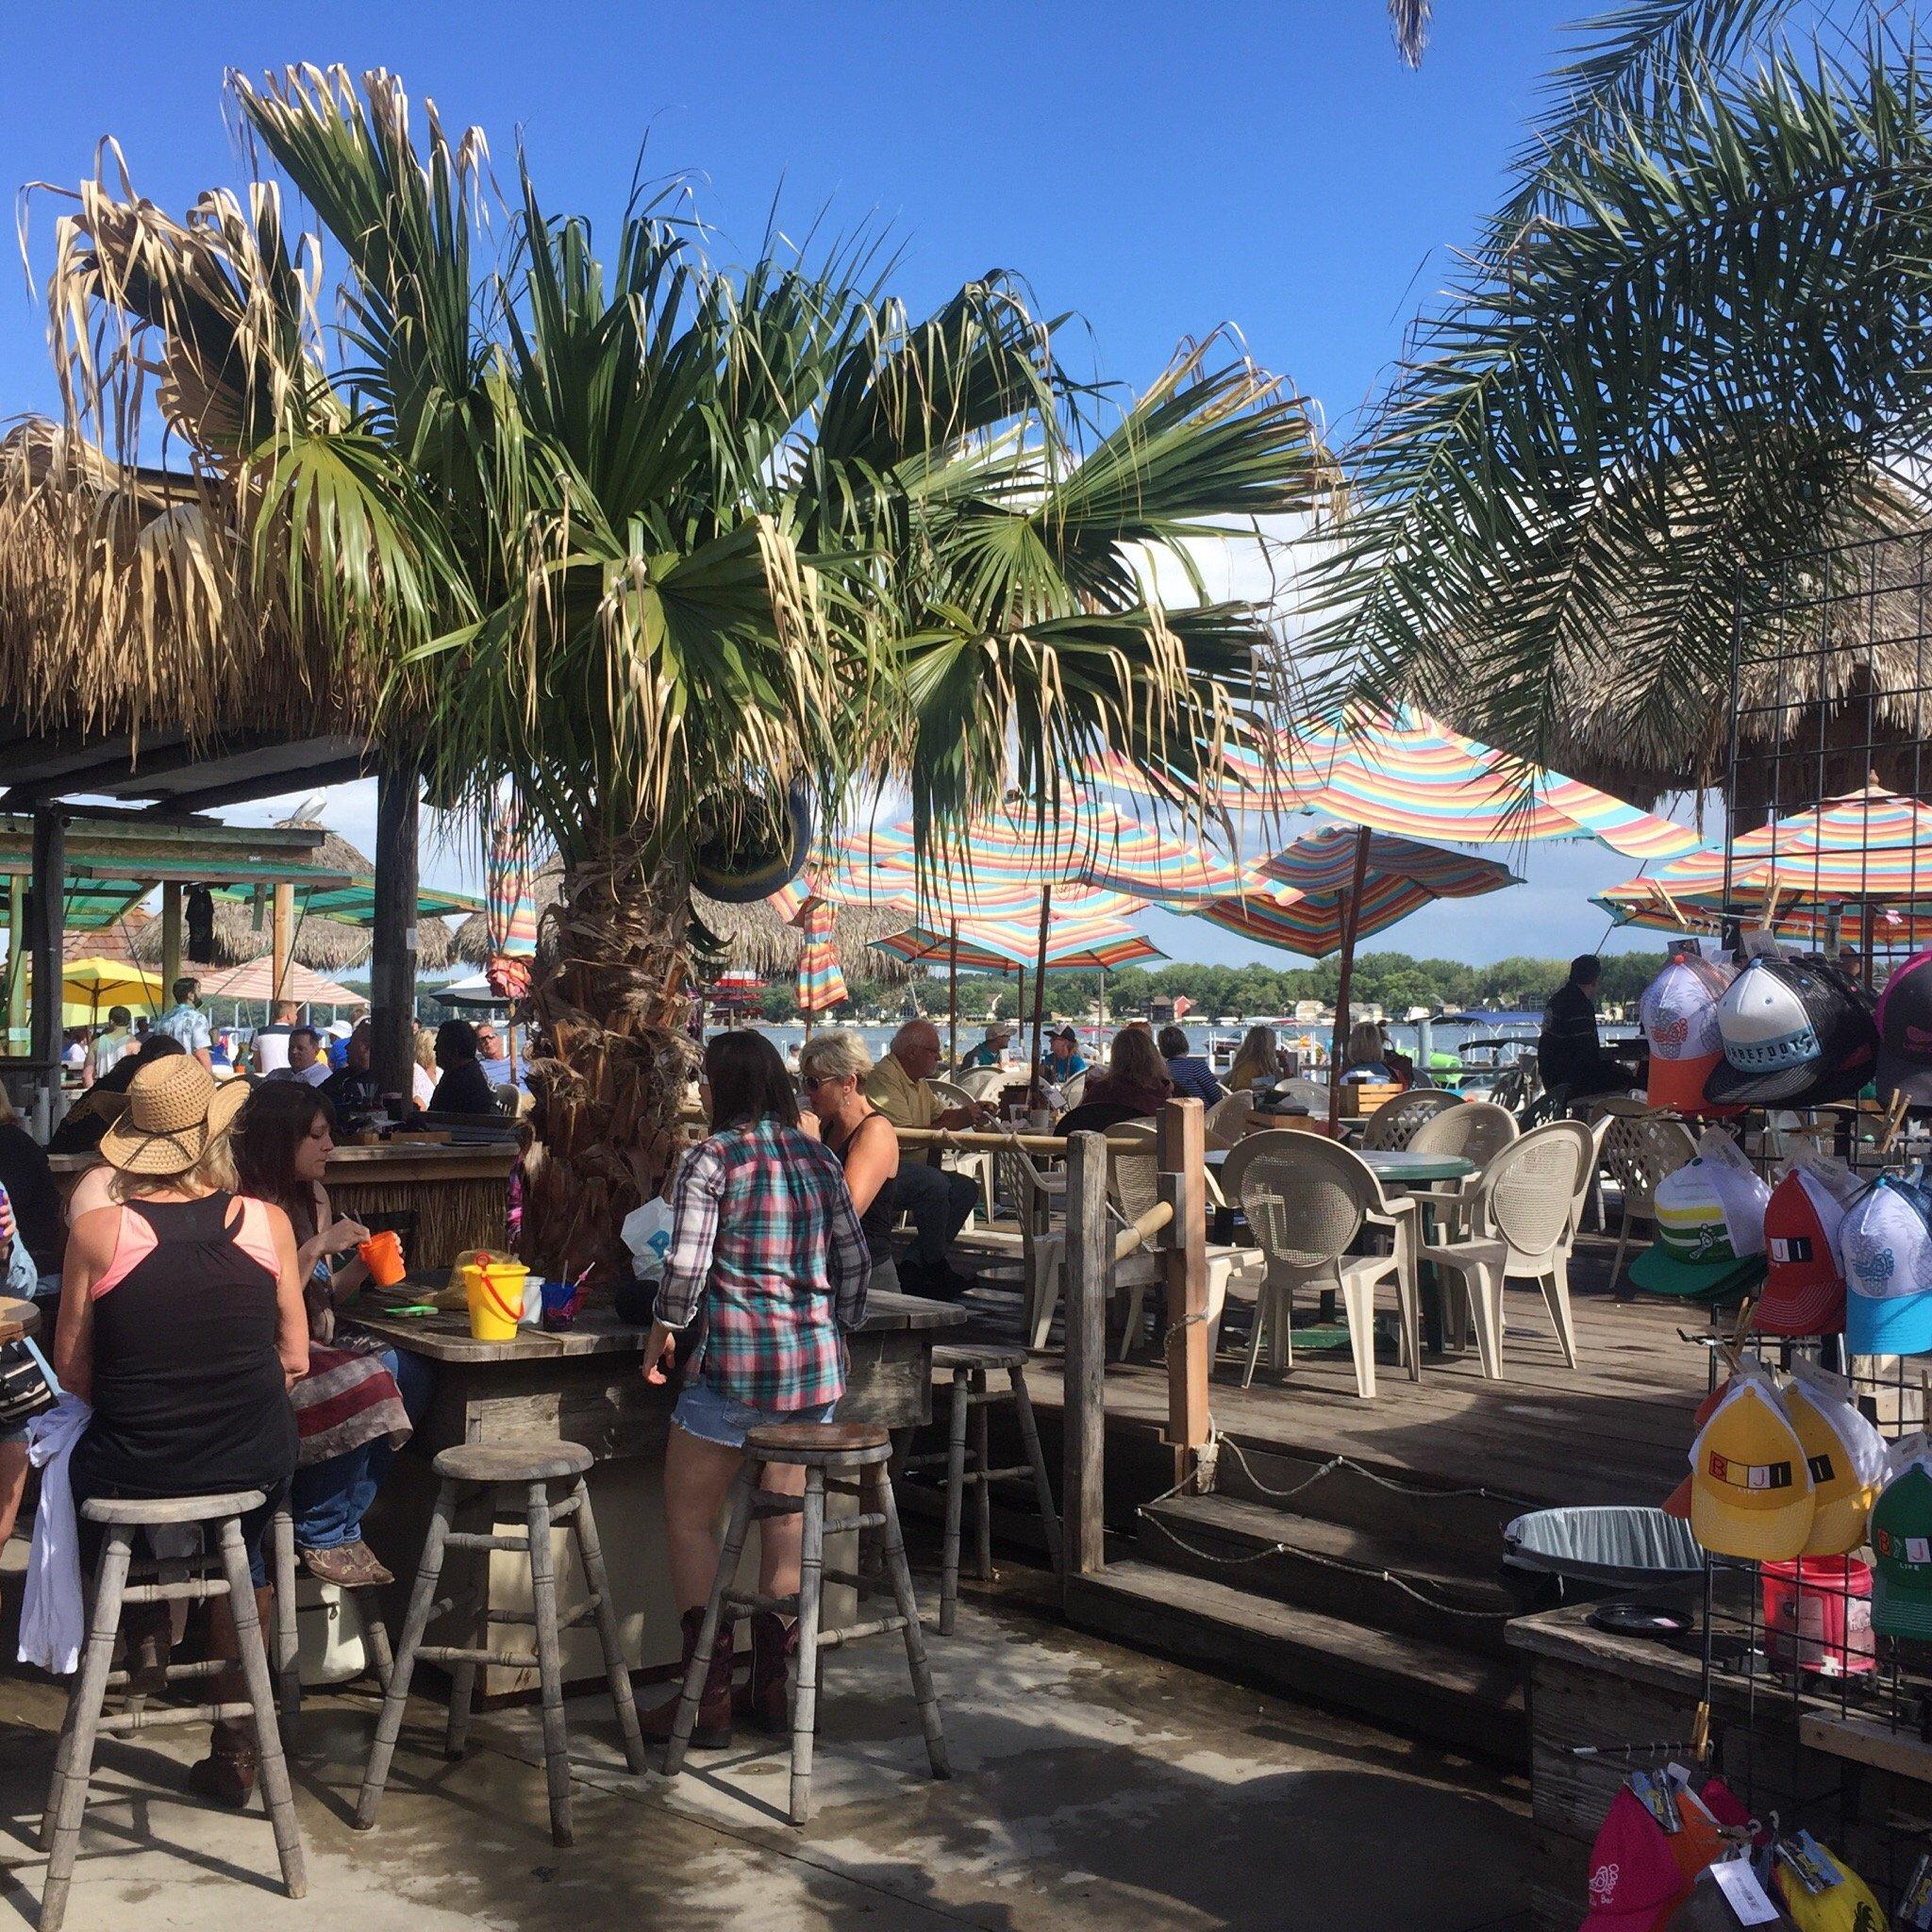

{"left": 518, "top": 834, "right": 696, "bottom": 1281}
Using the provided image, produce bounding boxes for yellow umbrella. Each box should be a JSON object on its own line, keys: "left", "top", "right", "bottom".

{"left": 58, "top": 958, "right": 163, "bottom": 1021}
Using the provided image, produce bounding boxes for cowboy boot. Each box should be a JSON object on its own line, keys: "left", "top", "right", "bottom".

{"left": 735, "top": 1610, "right": 796, "bottom": 1736}
{"left": 637, "top": 1607, "right": 735, "bottom": 1750}
{"left": 187, "top": 1586, "right": 273, "bottom": 1807}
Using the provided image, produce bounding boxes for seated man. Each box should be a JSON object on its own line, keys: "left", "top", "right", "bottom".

{"left": 958, "top": 1024, "right": 1011, "bottom": 1073}
{"left": 427, "top": 1018, "right": 500, "bottom": 1115}
{"left": 267, "top": 1024, "right": 331, "bottom": 1087}
{"left": 320, "top": 1020, "right": 383, "bottom": 1114}
{"left": 1537, "top": 954, "right": 1633, "bottom": 1102}
{"left": 1158, "top": 1024, "right": 1224, "bottom": 1105}
{"left": 863, "top": 1019, "right": 987, "bottom": 1301}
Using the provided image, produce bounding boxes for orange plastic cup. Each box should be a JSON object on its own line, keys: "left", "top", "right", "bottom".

{"left": 358, "top": 1229, "right": 407, "bottom": 1288}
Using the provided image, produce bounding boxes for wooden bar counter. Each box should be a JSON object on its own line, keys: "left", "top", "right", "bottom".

{"left": 50, "top": 1139, "right": 518, "bottom": 1271}
{"left": 353, "top": 1291, "right": 967, "bottom": 1696}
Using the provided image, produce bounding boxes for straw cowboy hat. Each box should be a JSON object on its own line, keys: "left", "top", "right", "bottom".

{"left": 99, "top": 1058, "right": 251, "bottom": 1176}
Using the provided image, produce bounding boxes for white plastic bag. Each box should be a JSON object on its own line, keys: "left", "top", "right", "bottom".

{"left": 621, "top": 1198, "right": 675, "bottom": 1282}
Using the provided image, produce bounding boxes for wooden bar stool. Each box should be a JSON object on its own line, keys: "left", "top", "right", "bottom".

{"left": 38, "top": 1490, "right": 307, "bottom": 1932}
{"left": 267, "top": 1507, "right": 394, "bottom": 1722}
{"left": 664, "top": 1420, "right": 949, "bottom": 1826}
{"left": 354, "top": 1441, "right": 645, "bottom": 1847}
{"left": 910, "top": 1344, "right": 1063, "bottom": 1634}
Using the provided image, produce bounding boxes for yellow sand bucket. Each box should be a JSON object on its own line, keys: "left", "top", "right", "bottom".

{"left": 462, "top": 1255, "right": 529, "bottom": 1341}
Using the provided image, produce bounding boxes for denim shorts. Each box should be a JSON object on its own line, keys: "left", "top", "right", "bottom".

{"left": 671, "top": 1378, "right": 839, "bottom": 1450}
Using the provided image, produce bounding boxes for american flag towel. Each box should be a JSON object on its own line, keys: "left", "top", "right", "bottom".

{"left": 291, "top": 1346, "right": 410, "bottom": 1468}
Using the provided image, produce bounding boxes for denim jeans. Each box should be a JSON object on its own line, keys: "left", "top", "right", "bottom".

{"left": 892, "top": 1158, "right": 978, "bottom": 1269}
{"left": 290, "top": 1347, "right": 434, "bottom": 1551}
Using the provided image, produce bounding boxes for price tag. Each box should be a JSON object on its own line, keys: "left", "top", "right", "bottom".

{"left": 1709, "top": 1857, "right": 1782, "bottom": 1926}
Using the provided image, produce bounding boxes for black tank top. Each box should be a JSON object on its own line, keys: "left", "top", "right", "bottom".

{"left": 824, "top": 1111, "right": 899, "bottom": 1259}
{"left": 73, "top": 1192, "right": 295, "bottom": 1503}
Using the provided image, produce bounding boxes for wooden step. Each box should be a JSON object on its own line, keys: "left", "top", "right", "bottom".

{"left": 1064, "top": 1557, "right": 1527, "bottom": 1766}
{"left": 1137, "top": 1494, "right": 1520, "bottom": 1658}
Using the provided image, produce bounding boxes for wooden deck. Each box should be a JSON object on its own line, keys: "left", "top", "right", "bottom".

{"left": 958, "top": 1225, "right": 1714, "bottom": 1516}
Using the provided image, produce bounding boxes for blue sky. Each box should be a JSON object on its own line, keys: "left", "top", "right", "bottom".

{"left": 0, "top": 0, "right": 1688, "bottom": 967}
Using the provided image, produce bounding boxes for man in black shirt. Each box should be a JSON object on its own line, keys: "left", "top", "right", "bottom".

{"left": 320, "top": 1021, "right": 384, "bottom": 1116}
{"left": 427, "top": 1018, "right": 500, "bottom": 1114}
{"left": 1538, "top": 954, "right": 1632, "bottom": 1101}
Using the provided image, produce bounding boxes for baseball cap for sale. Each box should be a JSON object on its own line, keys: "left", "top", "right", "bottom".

{"left": 1582, "top": 1786, "right": 1691, "bottom": 1932}
{"left": 1643, "top": 954, "right": 1740, "bottom": 1115}
{"left": 1772, "top": 1838, "right": 1887, "bottom": 1932}
{"left": 1631, "top": 1158, "right": 1772, "bottom": 1300}
{"left": 1690, "top": 1372, "right": 1816, "bottom": 1563}
{"left": 1705, "top": 957, "right": 1880, "bottom": 1108}
{"left": 1871, "top": 1460, "right": 1932, "bottom": 1640}
{"left": 1665, "top": 1380, "right": 1731, "bottom": 1519}
{"left": 1841, "top": 1174, "right": 1932, "bottom": 1356}
{"left": 1757, "top": 1168, "right": 1852, "bottom": 1338}
{"left": 1876, "top": 947, "right": 1932, "bottom": 1106}
{"left": 1782, "top": 1367, "right": 1888, "bottom": 1557}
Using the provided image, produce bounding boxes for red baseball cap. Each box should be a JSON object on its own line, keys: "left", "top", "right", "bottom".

{"left": 1582, "top": 1787, "right": 1692, "bottom": 1931}
{"left": 1757, "top": 1167, "right": 1850, "bottom": 1338}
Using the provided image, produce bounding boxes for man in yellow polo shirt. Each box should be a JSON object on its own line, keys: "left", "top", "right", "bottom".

{"left": 865, "top": 1020, "right": 988, "bottom": 1300}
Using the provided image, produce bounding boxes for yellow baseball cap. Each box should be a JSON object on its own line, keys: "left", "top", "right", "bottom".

{"left": 1690, "top": 1371, "right": 1815, "bottom": 1562}
{"left": 1772, "top": 1839, "right": 1885, "bottom": 1931}
{"left": 1783, "top": 1371, "right": 1888, "bottom": 1557}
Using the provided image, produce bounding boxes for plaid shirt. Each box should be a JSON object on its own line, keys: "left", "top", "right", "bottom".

{"left": 654, "top": 1118, "right": 872, "bottom": 1410}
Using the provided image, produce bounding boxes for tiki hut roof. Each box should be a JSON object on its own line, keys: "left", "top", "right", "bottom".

{"left": 449, "top": 862, "right": 916, "bottom": 987}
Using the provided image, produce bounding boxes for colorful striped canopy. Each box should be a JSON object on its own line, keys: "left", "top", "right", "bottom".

{"left": 1092, "top": 706, "right": 1699, "bottom": 861}
{"left": 791, "top": 896, "right": 848, "bottom": 1014}
{"left": 871, "top": 914, "right": 1165, "bottom": 974}
{"left": 834, "top": 803, "right": 1249, "bottom": 908}
{"left": 486, "top": 796, "right": 540, "bottom": 958}
{"left": 1591, "top": 879, "right": 1932, "bottom": 948}
{"left": 1191, "top": 829, "right": 1517, "bottom": 958}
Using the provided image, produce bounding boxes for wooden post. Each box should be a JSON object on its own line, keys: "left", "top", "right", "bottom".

{"left": 371, "top": 759, "right": 420, "bottom": 1103}
{"left": 159, "top": 881, "right": 183, "bottom": 1005}
{"left": 1029, "top": 885, "right": 1052, "bottom": 1100}
{"left": 1326, "top": 824, "right": 1374, "bottom": 1132}
{"left": 5, "top": 874, "right": 25, "bottom": 1053}
{"left": 271, "top": 881, "right": 295, "bottom": 1008}
{"left": 28, "top": 809, "right": 65, "bottom": 1125}
{"left": 1158, "top": 1097, "right": 1212, "bottom": 1495}
{"left": 1062, "top": 1128, "right": 1109, "bottom": 1588}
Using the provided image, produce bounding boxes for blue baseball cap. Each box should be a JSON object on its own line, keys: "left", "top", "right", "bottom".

{"left": 1843, "top": 1173, "right": 1932, "bottom": 1356}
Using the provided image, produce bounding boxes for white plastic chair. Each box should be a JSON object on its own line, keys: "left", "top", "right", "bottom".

{"left": 1203, "top": 1090, "right": 1256, "bottom": 1150}
{"left": 1422, "top": 1121, "right": 1593, "bottom": 1378}
{"left": 1598, "top": 1110, "right": 1696, "bottom": 1292}
{"left": 1406, "top": 1100, "right": 1520, "bottom": 1235}
{"left": 953, "top": 1067, "right": 1008, "bottom": 1104}
{"left": 926, "top": 1078, "right": 995, "bottom": 1224}
{"left": 1359, "top": 1088, "right": 1463, "bottom": 1151}
{"left": 1218, "top": 1131, "right": 1422, "bottom": 1399}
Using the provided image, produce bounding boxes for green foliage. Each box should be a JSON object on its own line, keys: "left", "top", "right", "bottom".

{"left": 1308, "top": 2, "right": 1930, "bottom": 782}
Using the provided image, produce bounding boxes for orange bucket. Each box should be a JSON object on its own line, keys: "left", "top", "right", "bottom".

{"left": 358, "top": 1229, "right": 408, "bottom": 1288}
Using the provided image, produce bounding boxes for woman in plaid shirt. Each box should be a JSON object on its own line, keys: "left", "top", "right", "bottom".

{"left": 638, "top": 1030, "right": 871, "bottom": 1748}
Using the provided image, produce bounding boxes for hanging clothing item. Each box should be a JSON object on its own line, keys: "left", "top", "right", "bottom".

{"left": 185, "top": 885, "right": 217, "bottom": 964}
{"left": 20, "top": 1392, "right": 91, "bottom": 1675}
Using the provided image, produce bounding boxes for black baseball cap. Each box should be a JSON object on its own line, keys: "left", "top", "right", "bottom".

{"left": 1877, "top": 947, "right": 1932, "bottom": 1105}
{"left": 1704, "top": 955, "right": 1879, "bottom": 1108}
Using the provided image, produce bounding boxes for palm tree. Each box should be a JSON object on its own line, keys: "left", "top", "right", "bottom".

{"left": 17, "top": 67, "right": 1326, "bottom": 1274}
{"left": 1306, "top": 0, "right": 1926, "bottom": 791}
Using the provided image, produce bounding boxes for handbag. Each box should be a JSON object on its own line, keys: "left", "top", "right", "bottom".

{"left": 0, "top": 1333, "right": 58, "bottom": 1433}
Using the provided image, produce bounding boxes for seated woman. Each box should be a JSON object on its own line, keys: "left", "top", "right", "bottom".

{"left": 1158, "top": 1024, "right": 1224, "bottom": 1105}
{"left": 1058, "top": 1025, "right": 1175, "bottom": 1139}
{"left": 798, "top": 1028, "right": 900, "bottom": 1294}
{"left": 639, "top": 1030, "right": 871, "bottom": 1749}
{"left": 232, "top": 1081, "right": 425, "bottom": 1591}
{"left": 1225, "top": 1025, "right": 1285, "bottom": 1095}
{"left": 1339, "top": 1020, "right": 1395, "bottom": 1085}
{"left": 55, "top": 1057, "right": 306, "bottom": 1807}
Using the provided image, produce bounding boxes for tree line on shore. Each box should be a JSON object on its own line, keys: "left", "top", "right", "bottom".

{"left": 751, "top": 948, "right": 1667, "bottom": 1025}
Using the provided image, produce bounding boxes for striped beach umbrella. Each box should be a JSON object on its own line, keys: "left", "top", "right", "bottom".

{"left": 486, "top": 795, "right": 541, "bottom": 958}
{"left": 871, "top": 915, "right": 1165, "bottom": 973}
{"left": 1093, "top": 705, "right": 1700, "bottom": 861}
{"left": 791, "top": 894, "right": 848, "bottom": 1015}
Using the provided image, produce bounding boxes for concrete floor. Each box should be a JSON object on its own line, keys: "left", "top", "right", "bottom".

{"left": 0, "top": 1589, "right": 1533, "bottom": 1932}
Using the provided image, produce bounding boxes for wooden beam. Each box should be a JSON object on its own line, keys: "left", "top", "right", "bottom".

{"left": 155, "top": 754, "right": 371, "bottom": 816}
{"left": 4, "top": 875, "right": 25, "bottom": 1052}
{"left": 1158, "top": 1096, "right": 1212, "bottom": 1494}
{"left": 271, "top": 882, "right": 294, "bottom": 1007}
{"left": 371, "top": 758, "right": 420, "bottom": 1102}
{"left": 1327, "top": 824, "right": 1374, "bottom": 1132}
{"left": 28, "top": 809, "right": 64, "bottom": 1070}
{"left": 1063, "top": 1129, "right": 1110, "bottom": 1588}
{"left": 159, "top": 882, "right": 183, "bottom": 1003}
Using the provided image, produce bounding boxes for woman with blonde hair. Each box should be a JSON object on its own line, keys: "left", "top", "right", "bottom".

{"left": 56, "top": 1056, "right": 306, "bottom": 1805}
{"left": 1341, "top": 1020, "right": 1394, "bottom": 1085}
{"left": 798, "top": 1029, "right": 900, "bottom": 1294}
{"left": 1226, "top": 1024, "right": 1284, "bottom": 1093}
{"left": 410, "top": 1026, "right": 439, "bottom": 1110}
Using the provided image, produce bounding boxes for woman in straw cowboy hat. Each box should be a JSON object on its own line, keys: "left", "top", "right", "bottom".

{"left": 54, "top": 1055, "right": 308, "bottom": 1807}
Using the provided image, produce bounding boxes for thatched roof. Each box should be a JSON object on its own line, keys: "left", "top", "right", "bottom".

{"left": 449, "top": 861, "right": 915, "bottom": 988}
{"left": 130, "top": 896, "right": 457, "bottom": 973}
